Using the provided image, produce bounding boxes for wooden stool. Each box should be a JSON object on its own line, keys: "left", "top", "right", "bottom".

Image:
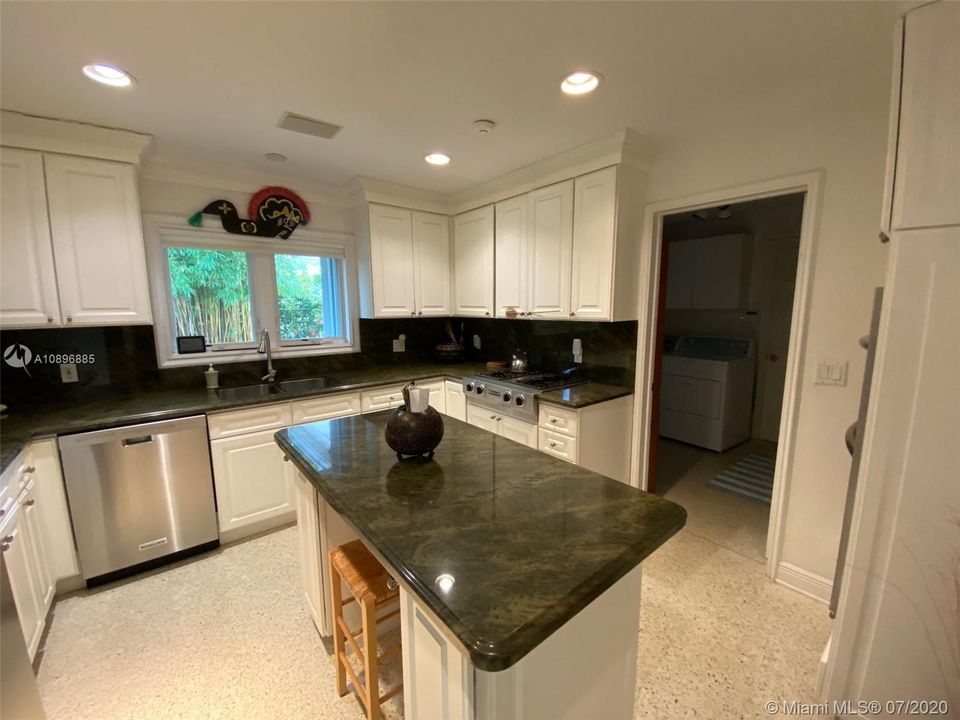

{"left": 329, "top": 540, "right": 402, "bottom": 720}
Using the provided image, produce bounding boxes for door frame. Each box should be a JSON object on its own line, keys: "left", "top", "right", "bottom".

{"left": 629, "top": 171, "right": 823, "bottom": 579}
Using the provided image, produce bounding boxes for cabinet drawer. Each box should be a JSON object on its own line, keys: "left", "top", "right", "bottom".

{"left": 538, "top": 404, "right": 579, "bottom": 436}
{"left": 539, "top": 428, "right": 579, "bottom": 464}
{"left": 361, "top": 384, "right": 407, "bottom": 413}
{"left": 0, "top": 452, "right": 24, "bottom": 527}
{"left": 208, "top": 402, "right": 292, "bottom": 439}
{"left": 292, "top": 392, "right": 361, "bottom": 424}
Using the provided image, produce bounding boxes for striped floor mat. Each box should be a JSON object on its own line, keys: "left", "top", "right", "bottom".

{"left": 706, "top": 454, "right": 776, "bottom": 505}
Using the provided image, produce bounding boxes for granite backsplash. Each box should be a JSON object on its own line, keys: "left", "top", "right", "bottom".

{"left": 0, "top": 318, "right": 636, "bottom": 408}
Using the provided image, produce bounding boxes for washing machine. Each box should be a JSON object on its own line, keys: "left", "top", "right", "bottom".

{"left": 659, "top": 336, "right": 755, "bottom": 451}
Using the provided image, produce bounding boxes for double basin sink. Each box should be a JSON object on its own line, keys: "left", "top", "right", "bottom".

{"left": 216, "top": 377, "right": 339, "bottom": 403}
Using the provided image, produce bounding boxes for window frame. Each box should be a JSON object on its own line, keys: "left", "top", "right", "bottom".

{"left": 144, "top": 214, "right": 360, "bottom": 369}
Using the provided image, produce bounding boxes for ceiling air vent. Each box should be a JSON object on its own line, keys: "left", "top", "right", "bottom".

{"left": 277, "top": 112, "right": 342, "bottom": 139}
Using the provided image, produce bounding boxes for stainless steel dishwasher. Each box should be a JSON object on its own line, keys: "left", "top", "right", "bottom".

{"left": 58, "top": 415, "right": 219, "bottom": 586}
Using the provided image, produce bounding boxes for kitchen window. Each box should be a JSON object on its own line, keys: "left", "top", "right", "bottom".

{"left": 146, "top": 219, "right": 358, "bottom": 367}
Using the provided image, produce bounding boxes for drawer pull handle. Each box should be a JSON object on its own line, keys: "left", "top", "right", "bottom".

{"left": 19, "top": 465, "right": 35, "bottom": 475}
{"left": 550, "top": 418, "right": 557, "bottom": 424}
{"left": 24, "top": 499, "right": 36, "bottom": 507}
{"left": 550, "top": 442, "right": 558, "bottom": 448}
{"left": 122, "top": 435, "right": 153, "bottom": 447}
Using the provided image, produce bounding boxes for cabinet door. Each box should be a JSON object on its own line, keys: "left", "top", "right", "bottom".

{"left": 891, "top": 3, "right": 960, "bottom": 230}
{"left": 665, "top": 239, "right": 695, "bottom": 309}
{"left": 499, "top": 416, "right": 538, "bottom": 448}
{"left": 466, "top": 403, "right": 499, "bottom": 433}
{"left": 1, "top": 508, "right": 45, "bottom": 659}
{"left": 417, "top": 379, "right": 446, "bottom": 415}
{"left": 412, "top": 211, "right": 451, "bottom": 316}
{"left": 44, "top": 154, "right": 151, "bottom": 326}
{"left": 360, "top": 384, "right": 407, "bottom": 413}
{"left": 444, "top": 380, "right": 467, "bottom": 421}
{"left": 527, "top": 180, "right": 573, "bottom": 318}
{"left": 29, "top": 439, "right": 80, "bottom": 582}
{"left": 690, "top": 235, "right": 744, "bottom": 309}
{"left": 293, "top": 470, "right": 325, "bottom": 635}
{"left": 20, "top": 482, "right": 54, "bottom": 618}
{"left": 452, "top": 206, "right": 494, "bottom": 317}
{"left": 571, "top": 167, "right": 617, "bottom": 320}
{"left": 368, "top": 204, "right": 416, "bottom": 317}
{"left": 0, "top": 148, "right": 61, "bottom": 328}
{"left": 291, "top": 393, "right": 361, "bottom": 424}
{"left": 210, "top": 429, "right": 295, "bottom": 534}
{"left": 495, "top": 195, "right": 529, "bottom": 317}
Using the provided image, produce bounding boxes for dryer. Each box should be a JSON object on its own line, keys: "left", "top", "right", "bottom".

{"left": 659, "top": 336, "right": 755, "bottom": 451}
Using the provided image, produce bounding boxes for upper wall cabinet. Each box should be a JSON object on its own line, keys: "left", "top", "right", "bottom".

{"left": 665, "top": 234, "right": 751, "bottom": 310}
{"left": 0, "top": 149, "right": 152, "bottom": 328}
{"left": 494, "top": 195, "right": 528, "bottom": 318}
{"left": 44, "top": 155, "right": 152, "bottom": 326}
{"left": 0, "top": 148, "right": 61, "bottom": 327}
{"left": 571, "top": 167, "right": 617, "bottom": 319}
{"left": 452, "top": 205, "right": 494, "bottom": 317}
{"left": 888, "top": 2, "right": 960, "bottom": 230}
{"left": 528, "top": 180, "right": 574, "bottom": 318}
{"left": 361, "top": 204, "right": 450, "bottom": 318}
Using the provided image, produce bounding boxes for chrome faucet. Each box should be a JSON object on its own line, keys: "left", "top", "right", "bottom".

{"left": 257, "top": 329, "right": 276, "bottom": 383}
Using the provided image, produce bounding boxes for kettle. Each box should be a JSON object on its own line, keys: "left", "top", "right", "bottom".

{"left": 510, "top": 349, "right": 529, "bottom": 372}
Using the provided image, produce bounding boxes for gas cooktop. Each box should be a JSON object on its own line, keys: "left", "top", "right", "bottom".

{"left": 462, "top": 370, "right": 583, "bottom": 422}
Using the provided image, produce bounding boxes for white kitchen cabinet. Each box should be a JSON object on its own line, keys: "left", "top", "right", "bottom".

{"left": 413, "top": 211, "right": 452, "bottom": 316}
{"left": 466, "top": 404, "right": 537, "bottom": 448}
{"left": 452, "top": 206, "right": 494, "bottom": 317}
{"left": 210, "top": 428, "right": 295, "bottom": 539}
{"left": 367, "top": 204, "right": 416, "bottom": 317}
{"left": 889, "top": 2, "right": 960, "bottom": 230}
{"left": 527, "top": 180, "right": 574, "bottom": 318}
{"left": 44, "top": 154, "right": 152, "bottom": 326}
{"left": 291, "top": 392, "right": 361, "bottom": 424}
{"left": 417, "top": 378, "right": 446, "bottom": 415}
{"left": 0, "top": 148, "right": 61, "bottom": 328}
{"left": 293, "top": 468, "right": 325, "bottom": 635}
{"left": 538, "top": 396, "right": 634, "bottom": 483}
{"left": 571, "top": 167, "right": 617, "bottom": 319}
{"left": 444, "top": 380, "right": 467, "bottom": 421}
{"left": 665, "top": 234, "right": 749, "bottom": 309}
{"left": 361, "top": 384, "right": 407, "bottom": 413}
{"left": 27, "top": 439, "right": 79, "bottom": 583}
{"left": 495, "top": 195, "right": 529, "bottom": 317}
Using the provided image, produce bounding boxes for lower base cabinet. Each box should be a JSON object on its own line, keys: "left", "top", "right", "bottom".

{"left": 293, "top": 468, "right": 325, "bottom": 634}
{"left": 444, "top": 380, "right": 466, "bottom": 421}
{"left": 465, "top": 405, "right": 540, "bottom": 449}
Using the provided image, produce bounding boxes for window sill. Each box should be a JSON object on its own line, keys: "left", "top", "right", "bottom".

{"left": 158, "top": 342, "right": 358, "bottom": 369}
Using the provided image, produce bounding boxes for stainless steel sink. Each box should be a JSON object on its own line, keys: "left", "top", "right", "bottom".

{"left": 216, "top": 384, "right": 287, "bottom": 402}
{"left": 276, "top": 377, "right": 340, "bottom": 394}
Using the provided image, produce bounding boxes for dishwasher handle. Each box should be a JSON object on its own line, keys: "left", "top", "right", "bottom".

{"left": 122, "top": 435, "right": 154, "bottom": 447}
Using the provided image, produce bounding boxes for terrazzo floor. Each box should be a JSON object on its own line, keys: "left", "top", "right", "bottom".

{"left": 37, "top": 443, "right": 830, "bottom": 720}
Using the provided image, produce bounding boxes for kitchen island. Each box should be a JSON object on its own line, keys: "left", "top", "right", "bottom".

{"left": 276, "top": 411, "right": 685, "bottom": 720}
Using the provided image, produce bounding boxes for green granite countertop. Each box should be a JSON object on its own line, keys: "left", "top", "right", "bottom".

{"left": 0, "top": 362, "right": 487, "bottom": 473}
{"left": 275, "top": 412, "right": 685, "bottom": 672}
{"left": 540, "top": 382, "right": 632, "bottom": 409}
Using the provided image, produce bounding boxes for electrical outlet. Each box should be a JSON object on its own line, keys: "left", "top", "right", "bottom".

{"left": 60, "top": 362, "right": 79, "bottom": 383}
{"left": 572, "top": 338, "right": 583, "bottom": 364}
{"left": 392, "top": 334, "right": 406, "bottom": 353}
{"left": 473, "top": 334, "right": 481, "bottom": 350}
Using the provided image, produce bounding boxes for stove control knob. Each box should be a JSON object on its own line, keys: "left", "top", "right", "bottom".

{"left": 515, "top": 395, "right": 526, "bottom": 407}
{"left": 465, "top": 383, "right": 474, "bottom": 393}
{"left": 476, "top": 384, "right": 485, "bottom": 396}
{"left": 502, "top": 391, "right": 512, "bottom": 403}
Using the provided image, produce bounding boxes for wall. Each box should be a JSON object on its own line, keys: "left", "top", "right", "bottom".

{"left": 643, "top": 100, "right": 892, "bottom": 586}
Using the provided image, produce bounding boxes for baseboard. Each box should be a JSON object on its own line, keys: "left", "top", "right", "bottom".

{"left": 776, "top": 562, "right": 831, "bottom": 603}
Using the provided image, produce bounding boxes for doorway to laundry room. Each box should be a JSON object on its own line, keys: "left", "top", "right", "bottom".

{"left": 647, "top": 192, "right": 805, "bottom": 562}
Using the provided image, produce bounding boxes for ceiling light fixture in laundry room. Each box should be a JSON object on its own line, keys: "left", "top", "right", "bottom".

{"left": 82, "top": 63, "right": 134, "bottom": 88}
{"left": 560, "top": 70, "right": 601, "bottom": 96}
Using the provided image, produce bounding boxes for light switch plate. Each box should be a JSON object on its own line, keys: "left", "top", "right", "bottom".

{"left": 60, "top": 362, "right": 79, "bottom": 383}
{"left": 815, "top": 359, "right": 848, "bottom": 386}
{"left": 473, "top": 334, "right": 481, "bottom": 350}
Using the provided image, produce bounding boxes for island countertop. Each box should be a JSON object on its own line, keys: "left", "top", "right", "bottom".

{"left": 275, "top": 411, "right": 685, "bottom": 672}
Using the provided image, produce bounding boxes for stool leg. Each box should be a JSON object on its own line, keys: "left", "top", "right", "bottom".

{"left": 362, "top": 595, "right": 380, "bottom": 720}
{"left": 329, "top": 558, "right": 347, "bottom": 697}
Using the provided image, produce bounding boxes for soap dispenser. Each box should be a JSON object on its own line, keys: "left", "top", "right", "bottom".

{"left": 204, "top": 364, "right": 219, "bottom": 389}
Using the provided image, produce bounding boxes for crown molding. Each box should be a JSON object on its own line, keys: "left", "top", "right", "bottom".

{"left": 0, "top": 109, "right": 153, "bottom": 165}
{"left": 140, "top": 156, "right": 354, "bottom": 208}
{"left": 350, "top": 176, "right": 452, "bottom": 214}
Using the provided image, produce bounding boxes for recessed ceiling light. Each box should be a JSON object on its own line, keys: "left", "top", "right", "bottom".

{"left": 264, "top": 152, "right": 287, "bottom": 162}
{"left": 560, "top": 70, "right": 601, "bottom": 96}
{"left": 425, "top": 153, "right": 450, "bottom": 166}
{"left": 82, "top": 63, "right": 134, "bottom": 88}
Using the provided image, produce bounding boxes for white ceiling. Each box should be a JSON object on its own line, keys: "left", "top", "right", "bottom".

{"left": 0, "top": 1, "right": 901, "bottom": 195}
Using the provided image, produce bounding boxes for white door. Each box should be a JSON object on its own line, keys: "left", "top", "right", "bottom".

{"left": 890, "top": 3, "right": 960, "bottom": 230}
{"left": 44, "top": 154, "right": 151, "bottom": 326}
{"left": 0, "top": 148, "right": 61, "bottom": 327}
{"left": 571, "top": 167, "right": 617, "bottom": 320}
{"left": 444, "top": 381, "right": 467, "bottom": 422}
{"left": 412, "top": 211, "right": 451, "bottom": 316}
{"left": 755, "top": 239, "right": 800, "bottom": 441}
{"left": 368, "top": 204, "right": 416, "bottom": 317}
{"left": 293, "top": 470, "right": 325, "bottom": 635}
{"left": 498, "top": 416, "right": 538, "bottom": 448}
{"left": 466, "top": 403, "right": 499, "bottom": 433}
{"left": 210, "top": 429, "right": 295, "bottom": 534}
{"left": 452, "top": 206, "right": 494, "bottom": 316}
{"left": 527, "top": 180, "right": 573, "bottom": 318}
{"left": 1, "top": 507, "right": 45, "bottom": 659}
{"left": 825, "top": 228, "right": 960, "bottom": 711}
{"left": 495, "top": 195, "right": 529, "bottom": 317}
